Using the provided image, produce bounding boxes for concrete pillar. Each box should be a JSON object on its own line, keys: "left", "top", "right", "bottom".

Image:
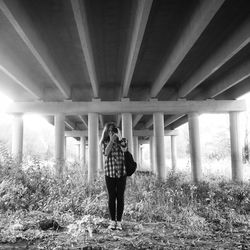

{"left": 133, "top": 136, "right": 139, "bottom": 169}
{"left": 153, "top": 136, "right": 157, "bottom": 174}
{"left": 153, "top": 112, "right": 166, "bottom": 179}
{"left": 64, "top": 136, "right": 68, "bottom": 173}
{"left": 139, "top": 144, "right": 143, "bottom": 169}
{"left": 171, "top": 135, "right": 177, "bottom": 172}
{"left": 122, "top": 113, "right": 133, "bottom": 154}
{"left": 76, "top": 143, "right": 80, "bottom": 162}
{"left": 229, "top": 112, "right": 243, "bottom": 182}
{"left": 88, "top": 113, "right": 99, "bottom": 183}
{"left": 55, "top": 114, "right": 65, "bottom": 176}
{"left": 98, "top": 134, "right": 104, "bottom": 171}
{"left": 12, "top": 114, "right": 23, "bottom": 164}
{"left": 64, "top": 136, "right": 67, "bottom": 159}
{"left": 149, "top": 136, "right": 154, "bottom": 173}
{"left": 86, "top": 144, "right": 89, "bottom": 165}
{"left": 80, "top": 136, "right": 86, "bottom": 169}
{"left": 188, "top": 113, "right": 202, "bottom": 183}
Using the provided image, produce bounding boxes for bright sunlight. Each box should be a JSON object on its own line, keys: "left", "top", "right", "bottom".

{"left": 0, "top": 92, "right": 51, "bottom": 130}
{"left": 0, "top": 92, "right": 13, "bottom": 113}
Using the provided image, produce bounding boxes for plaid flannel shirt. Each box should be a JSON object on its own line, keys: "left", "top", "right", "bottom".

{"left": 102, "top": 141, "right": 126, "bottom": 178}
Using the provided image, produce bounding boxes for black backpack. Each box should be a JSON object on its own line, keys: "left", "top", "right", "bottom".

{"left": 124, "top": 151, "right": 137, "bottom": 176}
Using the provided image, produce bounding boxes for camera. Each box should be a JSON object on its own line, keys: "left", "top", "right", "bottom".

{"left": 112, "top": 127, "right": 118, "bottom": 134}
{"left": 118, "top": 138, "right": 128, "bottom": 148}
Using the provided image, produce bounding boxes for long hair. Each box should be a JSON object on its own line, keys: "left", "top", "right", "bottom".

{"left": 99, "top": 122, "right": 122, "bottom": 145}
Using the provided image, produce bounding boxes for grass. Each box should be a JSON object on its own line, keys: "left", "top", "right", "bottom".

{"left": 0, "top": 154, "right": 250, "bottom": 249}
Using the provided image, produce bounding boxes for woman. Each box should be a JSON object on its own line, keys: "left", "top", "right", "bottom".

{"left": 100, "top": 122, "right": 128, "bottom": 230}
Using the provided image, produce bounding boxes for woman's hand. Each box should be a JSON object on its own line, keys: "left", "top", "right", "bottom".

{"left": 110, "top": 133, "right": 118, "bottom": 142}
{"left": 105, "top": 133, "right": 118, "bottom": 156}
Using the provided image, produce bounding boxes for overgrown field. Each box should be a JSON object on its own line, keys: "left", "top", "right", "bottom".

{"left": 0, "top": 155, "right": 250, "bottom": 249}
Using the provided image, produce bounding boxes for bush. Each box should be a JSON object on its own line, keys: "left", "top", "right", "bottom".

{"left": 1, "top": 153, "right": 250, "bottom": 229}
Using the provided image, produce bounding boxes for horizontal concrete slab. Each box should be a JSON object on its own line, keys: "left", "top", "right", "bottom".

{"left": 65, "top": 129, "right": 179, "bottom": 137}
{"left": 5, "top": 100, "right": 246, "bottom": 115}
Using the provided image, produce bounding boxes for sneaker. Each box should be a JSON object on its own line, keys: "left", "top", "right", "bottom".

{"left": 108, "top": 220, "right": 116, "bottom": 230}
{"left": 116, "top": 221, "right": 122, "bottom": 231}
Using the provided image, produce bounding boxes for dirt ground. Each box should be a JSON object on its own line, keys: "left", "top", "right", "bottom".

{"left": 1, "top": 219, "right": 250, "bottom": 250}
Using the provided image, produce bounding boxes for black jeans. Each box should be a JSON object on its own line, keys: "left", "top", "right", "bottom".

{"left": 105, "top": 175, "right": 127, "bottom": 221}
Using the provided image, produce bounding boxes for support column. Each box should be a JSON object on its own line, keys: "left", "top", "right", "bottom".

{"left": 64, "top": 136, "right": 68, "bottom": 173}
{"left": 153, "top": 136, "right": 157, "bottom": 174}
{"left": 153, "top": 112, "right": 166, "bottom": 179}
{"left": 229, "top": 112, "right": 243, "bottom": 182}
{"left": 76, "top": 143, "right": 80, "bottom": 162}
{"left": 133, "top": 136, "right": 139, "bottom": 169}
{"left": 55, "top": 114, "right": 65, "bottom": 177}
{"left": 122, "top": 113, "right": 133, "bottom": 154}
{"left": 98, "top": 134, "right": 104, "bottom": 171}
{"left": 12, "top": 114, "right": 23, "bottom": 164}
{"left": 188, "top": 113, "right": 202, "bottom": 183}
{"left": 149, "top": 136, "right": 154, "bottom": 173}
{"left": 171, "top": 135, "right": 177, "bottom": 172}
{"left": 88, "top": 113, "right": 99, "bottom": 183}
{"left": 139, "top": 144, "right": 143, "bottom": 170}
{"left": 80, "top": 136, "right": 86, "bottom": 170}
{"left": 64, "top": 136, "right": 67, "bottom": 160}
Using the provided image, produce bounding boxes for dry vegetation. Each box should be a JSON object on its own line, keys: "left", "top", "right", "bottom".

{"left": 0, "top": 147, "right": 250, "bottom": 249}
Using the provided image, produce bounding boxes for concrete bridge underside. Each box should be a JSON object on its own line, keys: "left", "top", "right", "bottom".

{"left": 0, "top": 0, "right": 249, "bottom": 182}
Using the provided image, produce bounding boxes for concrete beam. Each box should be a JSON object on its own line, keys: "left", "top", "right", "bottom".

{"left": 178, "top": 18, "right": 250, "bottom": 98}
{"left": 65, "top": 129, "right": 178, "bottom": 137}
{"left": 78, "top": 115, "right": 88, "bottom": 128}
{"left": 145, "top": 111, "right": 189, "bottom": 132}
{"left": 133, "top": 114, "right": 143, "bottom": 127}
{"left": 0, "top": 65, "right": 42, "bottom": 100}
{"left": 71, "top": 0, "right": 99, "bottom": 97}
{"left": 64, "top": 118, "right": 75, "bottom": 130}
{"left": 122, "top": 0, "right": 153, "bottom": 97}
{"left": 168, "top": 115, "right": 189, "bottom": 130}
{"left": 150, "top": 0, "right": 224, "bottom": 97}
{"left": 135, "top": 129, "right": 179, "bottom": 136}
{"left": 5, "top": 100, "right": 246, "bottom": 115}
{"left": 164, "top": 114, "right": 185, "bottom": 127}
{"left": 145, "top": 118, "right": 153, "bottom": 129}
{"left": 0, "top": 0, "right": 71, "bottom": 99}
{"left": 216, "top": 77, "right": 250, "bottom": 101}
{"left": 203, "top": 59, "right": 250, "bottom": 98}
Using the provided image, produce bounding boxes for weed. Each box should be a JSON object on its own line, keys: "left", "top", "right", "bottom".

{"left": 1, "top": 154, "right": 250, "bottom": 248}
